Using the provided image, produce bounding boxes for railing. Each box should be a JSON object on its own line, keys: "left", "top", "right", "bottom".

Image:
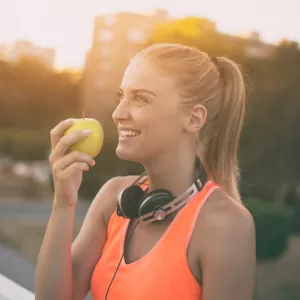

{"left": 0, "top": 274, "right": 34, "bottom": 300}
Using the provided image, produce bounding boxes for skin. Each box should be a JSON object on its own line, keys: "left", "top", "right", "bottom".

{"left": 36, "top": 57, "right": 256, "bottom": 300}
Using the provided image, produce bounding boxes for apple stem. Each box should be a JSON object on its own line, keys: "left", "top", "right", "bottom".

{"left": 82, "top": 109, "right": 85, "bottom": 120}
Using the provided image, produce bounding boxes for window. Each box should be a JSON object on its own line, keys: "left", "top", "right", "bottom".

{"left": 127, "top": 29, "right": 145, "bottom": 43}
{"left": 100, "top": 61, "right": 111, "bottom": 71}
{"left": 95, "top": 78, "right": 107, "bottom": 89}
{"left": 100, "top": 45, "right": 112, "bottom": 56}
{"left": 104, "top": 15, "right": 116, "bottom": 26}
{"left": 98, "top": 30, "right": 113, "bottom": 42}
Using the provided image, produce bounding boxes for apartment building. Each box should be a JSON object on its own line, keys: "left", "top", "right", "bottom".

{"left": 81, "top": 9, "right": 168, "bottom": 122}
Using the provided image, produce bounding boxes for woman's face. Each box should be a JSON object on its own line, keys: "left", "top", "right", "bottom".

{"left": 112, "top": 58, "right": 187, "bottom": 163}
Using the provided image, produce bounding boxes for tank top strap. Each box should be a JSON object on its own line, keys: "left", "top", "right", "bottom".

{"left": 184, "top": 180, "right": 220, "bottom": 245}
{"left": 182, "top": 180, "right": 219, "bottom": 224}
{"left": 158, "top": 180, "right": 220, "bottom": 253}
{"left": 139, "top": 179, "right": 149, "bottom": 192}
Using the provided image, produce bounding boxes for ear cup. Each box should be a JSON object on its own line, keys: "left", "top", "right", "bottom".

{"left": 117, "top": 185, "right": 145, "bottom": 218}
{"left": 137, "top": 189, "right": 174, "bottom": 216}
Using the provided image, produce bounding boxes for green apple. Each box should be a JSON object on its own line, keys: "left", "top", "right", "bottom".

{"left": 63, "top": 118, "right": 104, "bottom": 158}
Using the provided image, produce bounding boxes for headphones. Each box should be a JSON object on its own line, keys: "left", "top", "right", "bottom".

{"left": 116, "top": 157, "right": 208, "bottom": 224}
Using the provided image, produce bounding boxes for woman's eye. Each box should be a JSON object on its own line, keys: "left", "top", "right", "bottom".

{"left": 134, "top": 95, "right": 147, "bottom": 103}
{"left": 117, "top": 92, "right": 124, "bottom": 101}
{"left": 116, "top": 92, "right": 148, "bottom": 104}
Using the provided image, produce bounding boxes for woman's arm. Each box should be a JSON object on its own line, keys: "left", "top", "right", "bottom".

{"left": 35, "top": 176, "right": 124, "bottom": 300}
{"left": 199, "top": 197, "right": 256, "bottom": 300}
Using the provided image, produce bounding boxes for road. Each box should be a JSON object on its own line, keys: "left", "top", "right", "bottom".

{"left": 0, "top": 244, "right": 92, "bottom": 299}
{"left": 0, "top": 199, "right": 92, "bottom": 299}
{"left": 0, "top": 200, "right": 89, "bottom": 223}
{"left": 0, "top": 198, "right": 89, "bottom": 292}
{"left": 0, "top": 176, "right": 93, "bottom": 298}
{"left": 0, "top": 244, "right": 35, "bottom": 293}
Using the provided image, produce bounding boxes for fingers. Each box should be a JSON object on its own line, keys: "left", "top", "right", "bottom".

{"left": 65, "top": 162, "right": 90, "bottom": 174}
{"left": 55, "top": 162, "right": 90, "bottom": 181}
{"left": 52, "top": 151, "right": 95, "bottom": 173}
{"left": 50, "top": 119, "right": 74, "bottom": 152}
{"left": 49, "top": 130, "right": 91, "bottom": 164}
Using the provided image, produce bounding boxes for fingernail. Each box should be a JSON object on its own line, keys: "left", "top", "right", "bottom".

{"left": 82, "top": 129, "right": 91, "bottom": 135}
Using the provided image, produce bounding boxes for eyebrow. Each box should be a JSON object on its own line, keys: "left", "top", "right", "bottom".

{"left": 119, "top": 88, "right": 156, "bottom": 97}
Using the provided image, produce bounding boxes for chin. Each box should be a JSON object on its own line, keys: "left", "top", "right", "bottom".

{"left": 115, "top": 144, "right": 148, "bottom": 163}
{"left": 116, "top": 146, "right": 140, "bottom": 162}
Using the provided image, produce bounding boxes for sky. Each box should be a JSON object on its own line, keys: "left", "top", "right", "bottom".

{"left": 0, "top": 0, "right": 299, "bottom": 69}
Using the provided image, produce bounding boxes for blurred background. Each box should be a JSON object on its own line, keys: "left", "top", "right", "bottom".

{"left": 0, "top": 0, "right": 300, "bottom": 299}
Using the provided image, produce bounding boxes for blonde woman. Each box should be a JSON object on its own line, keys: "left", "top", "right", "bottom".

{"left": 36, "top": 43, "right": 256, "bottom": 300}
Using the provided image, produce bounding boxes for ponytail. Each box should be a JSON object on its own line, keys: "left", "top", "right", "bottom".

{"left": 136, "top": 44, "right": 246, "bottom": 201}
{"left": 203, "top": 57, "right": 246, "bottom": 202}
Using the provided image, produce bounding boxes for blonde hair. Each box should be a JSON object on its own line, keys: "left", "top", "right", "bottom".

{"left": 134, "top": 43, "right": 246, "bottom": 202}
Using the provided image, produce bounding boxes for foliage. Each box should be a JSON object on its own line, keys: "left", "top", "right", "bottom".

{"left": 146, "top": 17, "right": 247, "bottom": 59}
{"left": 0, "top": 128, "right": 49, "bottom": 161}
{"left": 244, "top": 198, "right": 292, "bottom": 261}
{"left": 0, "top": 57, "right": 81, "bottom": 132}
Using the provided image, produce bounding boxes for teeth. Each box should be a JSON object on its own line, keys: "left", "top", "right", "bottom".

{"left": 120, "top": 130, "right": 140, "bottom": 137}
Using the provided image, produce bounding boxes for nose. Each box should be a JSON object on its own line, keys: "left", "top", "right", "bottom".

{"left": 112, "top": 99, "right": 130, "bottom": 122}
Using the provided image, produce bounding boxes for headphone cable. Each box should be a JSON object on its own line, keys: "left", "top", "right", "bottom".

{"left": 105, "top": 220, "right": 140, "bottom": 300}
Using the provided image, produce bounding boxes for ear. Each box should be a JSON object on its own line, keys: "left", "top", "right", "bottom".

{"left": 184, "top": 104, "right": 207, "bottom": 133}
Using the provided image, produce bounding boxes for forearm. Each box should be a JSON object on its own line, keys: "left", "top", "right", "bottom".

{"left": 35, "top": 198, "right": 75, "bottom": 300}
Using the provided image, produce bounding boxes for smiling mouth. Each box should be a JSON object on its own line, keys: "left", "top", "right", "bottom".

{"left": 119, "top": 130, "right": 141, "bottom": 138}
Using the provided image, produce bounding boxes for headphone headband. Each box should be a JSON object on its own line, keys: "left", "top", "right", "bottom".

{"left": 139, "top": 178, "right": 202, "bottom": 223}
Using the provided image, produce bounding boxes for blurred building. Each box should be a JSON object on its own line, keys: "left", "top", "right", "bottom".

{"left": 0, "top": 44, "right": 7, "bottom": 57}
{"left": 237, "top": 31, "right": 276, "bottom": 58}
{"left": 0, "top": 41, "right": 55, "bottom": 68}
{"left": 81, "top": 9, "right": 168, "bottom": 123}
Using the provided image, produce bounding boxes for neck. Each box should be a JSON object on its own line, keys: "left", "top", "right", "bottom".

{"left": 143, "top": 150, "right": 199, "bottom": 197}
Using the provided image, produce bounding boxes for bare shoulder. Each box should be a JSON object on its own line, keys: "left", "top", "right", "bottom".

{"left": 91, "top": 175, "right": 141, "bottom": 226}
{"left": 197, "top": 187, "right": 256, "bottom": 261}
{"left": 200, "top": 188, "right": 254, "bottom": 234}
{"left": 194, "top": 189, "right": 256, "bottom": 299}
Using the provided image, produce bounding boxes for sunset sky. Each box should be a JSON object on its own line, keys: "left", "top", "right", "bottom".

{"left": 0, "top": 0, "right": 299, "bottom": 69}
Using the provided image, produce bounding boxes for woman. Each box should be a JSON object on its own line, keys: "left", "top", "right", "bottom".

{"left": 36, "top": 43, "right": 256, "bottom": 300}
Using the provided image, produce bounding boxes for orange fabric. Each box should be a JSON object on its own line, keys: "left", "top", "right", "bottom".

{"left": 90, "top": 180, "right": 219, "bottom": 300}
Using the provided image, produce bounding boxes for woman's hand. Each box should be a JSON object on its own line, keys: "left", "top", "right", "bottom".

{"left": 49, "top": 119, "right": 95, "bottom": 207}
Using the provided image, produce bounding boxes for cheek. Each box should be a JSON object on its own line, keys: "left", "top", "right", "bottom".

{"left": 145, "top": 114, "right": 183, "bottom": 141}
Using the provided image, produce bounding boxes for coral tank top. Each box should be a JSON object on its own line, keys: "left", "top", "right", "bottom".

{"left": 90, "top": 180, "right": 219, "bottom": 299}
